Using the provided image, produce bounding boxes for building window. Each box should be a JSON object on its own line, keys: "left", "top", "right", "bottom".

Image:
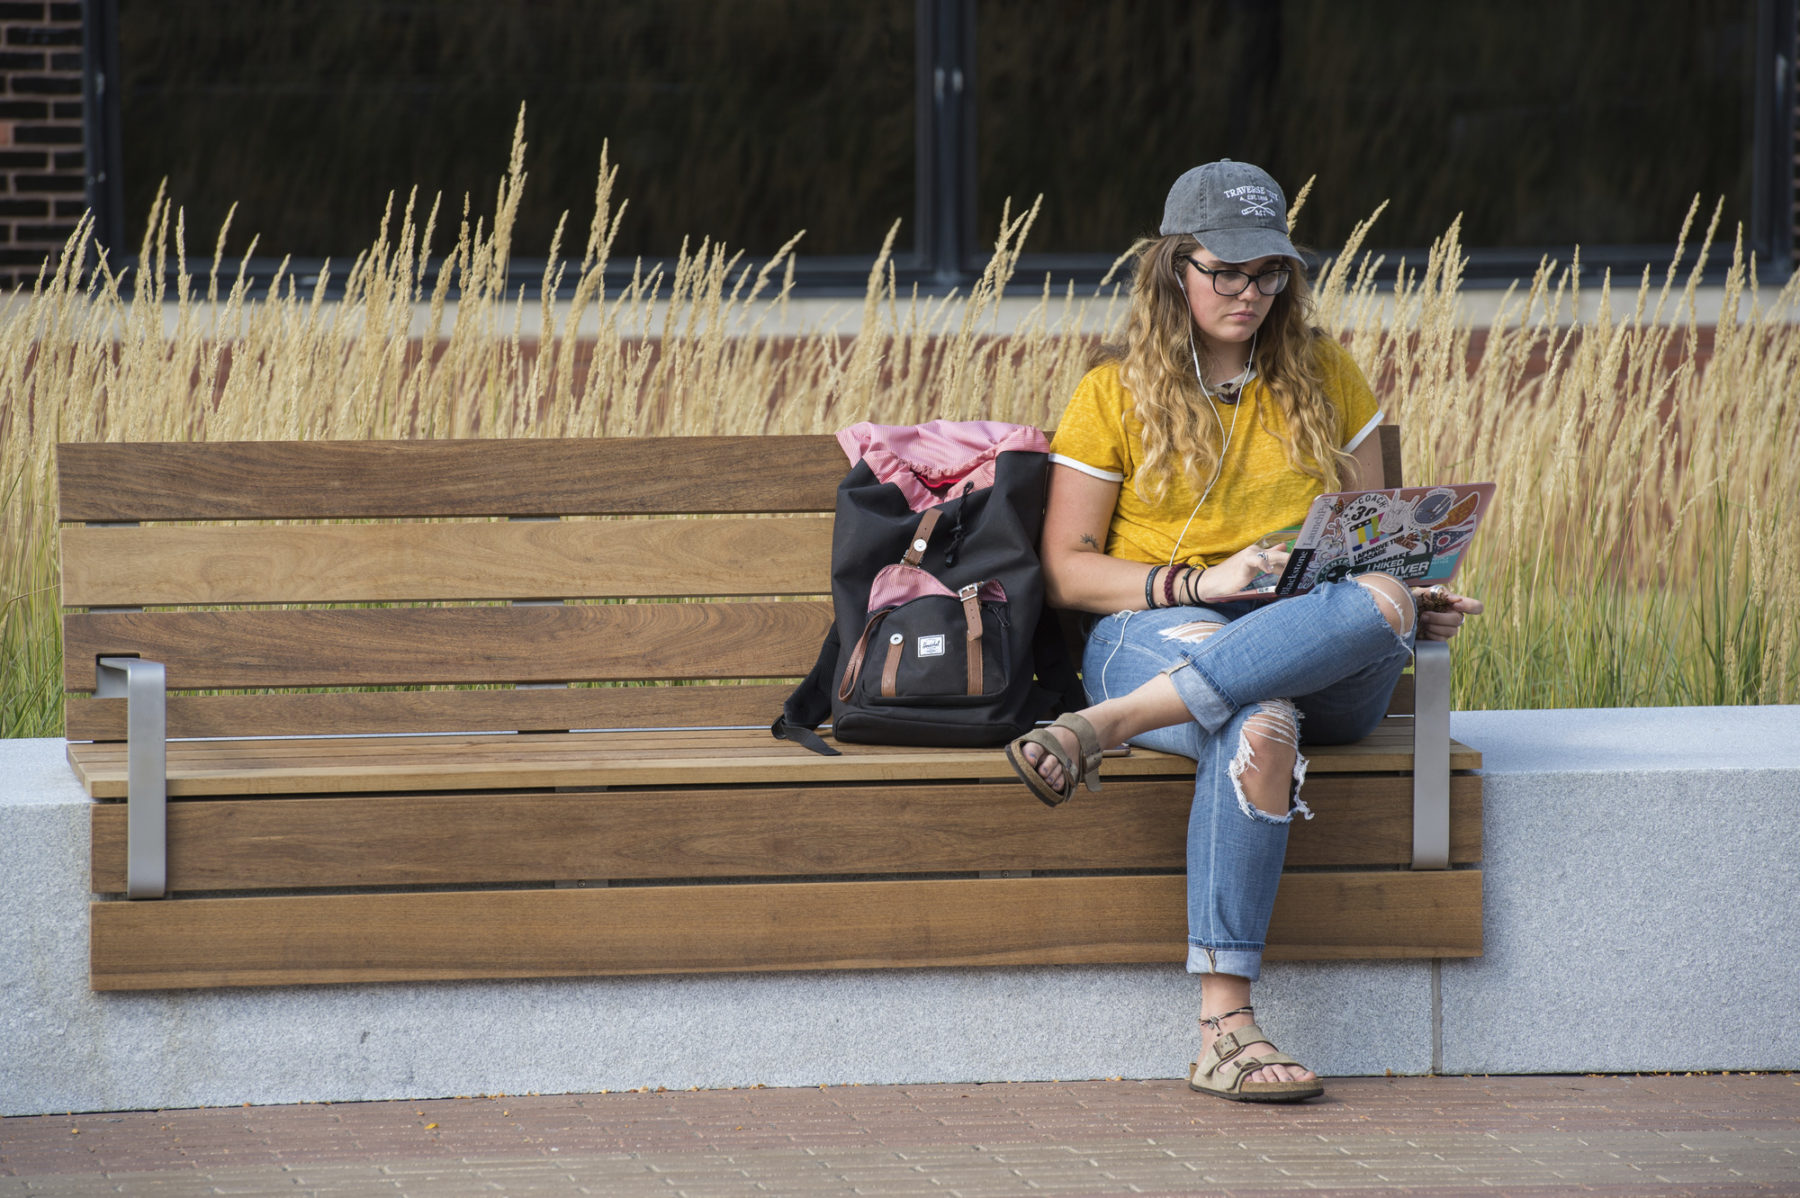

{"left": 96, "top": 0, "right": 1794, "bottom": 292}
{"left": 114, "top": 0, "right": 915, "bottom": 267}
{"left": 977, "top": 0, "right": 1775, "bottom": 276}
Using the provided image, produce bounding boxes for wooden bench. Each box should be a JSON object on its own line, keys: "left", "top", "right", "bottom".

{"left": 57, "top": 431, "right": 1482, "bottom": 991}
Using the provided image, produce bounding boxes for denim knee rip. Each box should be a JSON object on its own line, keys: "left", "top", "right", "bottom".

{"left": 1351, "top": 572, "right": 1417, "bottom": 641}
{"left": 1159, "top": 661, "right": 1311, "bottom": 824}
{"left": 1229, "top": 698, "right": 1311, "bottom": 823}
{"left": 1156, "top": 617, "right": 1312, "bottom": 825}
{"left": 1158, "top": 619, "right": 1225, "bottom": 645}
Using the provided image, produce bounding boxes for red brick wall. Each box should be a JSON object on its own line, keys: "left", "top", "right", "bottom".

{"left": 0, "top": 1, "right": 83, "bottom": 289}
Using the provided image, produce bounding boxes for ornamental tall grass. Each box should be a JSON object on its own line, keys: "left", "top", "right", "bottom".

{"left": 2, "top": 115, "right": 1795, "bottom": 735}
{"left": 1314, "top": 199, "right": 1800, "bottom": 708}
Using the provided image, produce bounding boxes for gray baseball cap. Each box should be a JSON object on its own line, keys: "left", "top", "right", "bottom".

{"left": 1159, "top": 159, "right": 1298, "bottom": 263}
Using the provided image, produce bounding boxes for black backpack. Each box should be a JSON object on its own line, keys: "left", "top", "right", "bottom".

{"left": 774, "top": 421, "right": 1077, "bottom": 754}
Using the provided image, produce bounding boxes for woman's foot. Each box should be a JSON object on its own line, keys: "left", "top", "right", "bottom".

{"left": 1011, "top": 673, "right": 1193, "bottom": 799}
{"left": 1005, "top": 713, "right": 1104, "bottom": 806}
{"left": 1015, "top": 720, "right": 1084, "bottom": 794}
{"left": 1198, "top": 1007, "right": 1316, "bottom": 1086}
{"left": 1189, "top": 1004, "right": 1323, "bottom": 1102}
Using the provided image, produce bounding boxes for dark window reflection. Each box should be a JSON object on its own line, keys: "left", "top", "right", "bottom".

{"left": 118, "top": 0, "right": 916, "bottom": 262}
{"left": 977, "top": 0, "right": 1756, "bottom": 257}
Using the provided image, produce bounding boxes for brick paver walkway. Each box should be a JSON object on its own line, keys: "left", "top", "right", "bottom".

{"left": 2, "top": 1074, "right": 1796, "bottom": 1196}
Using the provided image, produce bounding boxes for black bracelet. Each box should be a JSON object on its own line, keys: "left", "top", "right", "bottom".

{"left": 1144, "top": 565, "right": 1161, "bottom": 609}
{"left": 1182, "top": 565, "right": 1205, "bottom": 605}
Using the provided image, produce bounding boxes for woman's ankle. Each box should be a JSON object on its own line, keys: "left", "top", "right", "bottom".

{"left": 1197, "top": 1002, "right": 1257, "bottom": 1046}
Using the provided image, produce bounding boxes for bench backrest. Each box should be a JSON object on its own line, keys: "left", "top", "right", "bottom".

{"left": 58, "top": 427, "right": 1408, "bottom": 743}
{"left": 59, "top": 437, "right": 845, "bottom": 742}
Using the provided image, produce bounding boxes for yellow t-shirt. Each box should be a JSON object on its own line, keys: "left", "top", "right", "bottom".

{"left": 1048, "top": 337, "right": 1381, "bottom": 567}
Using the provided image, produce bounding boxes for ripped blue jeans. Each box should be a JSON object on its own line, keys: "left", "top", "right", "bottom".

{"left": 1081, "top": 577, "right": 1415, "bottom": 982}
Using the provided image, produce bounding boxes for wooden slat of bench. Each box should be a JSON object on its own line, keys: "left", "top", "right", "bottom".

{"left": 65, "top": 684, "right": 801, "bottom": 742}
{"left": 62, "top": 601, "right": 833, "bottom": 692}
{"left": 87, "top": 870, "right": 1483, "bottom": 989}
{"left": 60, "top": 517, "right": 835, "bottom": 607}
{"left": 67, "top": 723, "right": 1484, "bottom": 798}
{"left": 57, "top": 437, "right": 845, "bottom": 522}
{"left": 89, "top": 774, "right": 1483, "bottom": 892}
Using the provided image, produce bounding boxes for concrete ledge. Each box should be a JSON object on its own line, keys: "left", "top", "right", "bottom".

{"left": 4, "top": 706, "right": 1796, "bottom": 1115}
{"left": 1440, "top": 706, "right": 1800, "bottom": 1075}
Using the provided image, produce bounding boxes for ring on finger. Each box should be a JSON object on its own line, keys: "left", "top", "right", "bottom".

{"left": 1416, "top": 585, "right": 1454, "bottom": 613}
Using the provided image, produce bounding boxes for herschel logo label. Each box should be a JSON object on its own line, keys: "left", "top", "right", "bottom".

{"left": 917, "top": 634, "right": 946, "bottom": 657}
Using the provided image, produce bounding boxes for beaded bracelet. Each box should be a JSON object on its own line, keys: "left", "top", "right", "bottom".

{"left": 1162, "top": 562, "right": 1181, "bottom": 607}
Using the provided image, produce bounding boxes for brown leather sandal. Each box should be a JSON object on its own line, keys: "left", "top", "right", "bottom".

{"left": 1004, "top": 712, "right": 1103, "bottom": 807}
{"left": 1188, "top": 1006, "right": 1324, "bottom": 1103}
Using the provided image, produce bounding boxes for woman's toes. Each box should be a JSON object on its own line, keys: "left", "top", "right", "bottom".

{"left": 1023, "top": 742, "right": 1065, "bottom": 790}
{"left": 1245, "top": 1052, "right": 1314, "bottom": 1085}
{"left": 1046, "top": 726, "right": 1081, "bottom": 777}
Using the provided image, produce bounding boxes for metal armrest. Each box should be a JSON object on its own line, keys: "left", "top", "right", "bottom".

{"left": 1409, "top": 640, "right": 1451, "bottom": 870}
{"left": 95, "top": 657, "right": 167, "bottom": 898}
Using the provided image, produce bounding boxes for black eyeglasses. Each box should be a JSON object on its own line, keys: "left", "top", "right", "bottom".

{"left": 1182, "top": 257, "right": 1292, "bottom": 297}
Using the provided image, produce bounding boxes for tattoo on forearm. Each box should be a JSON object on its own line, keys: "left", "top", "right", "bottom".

{"left": 1079, "top": 534, "right": 1100, "bottom": 549}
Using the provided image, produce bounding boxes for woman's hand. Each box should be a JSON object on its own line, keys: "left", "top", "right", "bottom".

{"left": 1192, "top": 539, "right": 1290, "bottom": 600}
{"left": 1412, "top": 587, "right": 1483, "bottom": 641}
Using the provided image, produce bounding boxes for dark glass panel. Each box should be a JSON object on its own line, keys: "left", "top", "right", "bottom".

{"left": 118, "top": 0, "right": 915, "bottom": 262}
{"left": 977, "top": 0, "right": 1756, "bottom": 258}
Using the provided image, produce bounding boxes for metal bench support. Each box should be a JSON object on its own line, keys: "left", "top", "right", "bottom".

{"left": 96, "top": 657, "right": 167, "bottom": 898}
{"left": 1409, "top": 640, "right": 1451, "bottom": 870}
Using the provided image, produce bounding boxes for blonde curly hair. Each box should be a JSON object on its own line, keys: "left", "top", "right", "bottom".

{"left": 1110, "top": 234, "right": 1351, "bottom": 505}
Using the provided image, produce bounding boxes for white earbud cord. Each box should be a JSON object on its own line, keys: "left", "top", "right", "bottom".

{"left": 1167, "top": 328, "right": 1255, "bottom": 570}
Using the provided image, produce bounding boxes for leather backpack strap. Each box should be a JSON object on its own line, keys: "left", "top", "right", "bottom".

{"left": 838, "top": 607, "right": 896, "bottom": 701}
{"left": 902, "top": 508, "right": 942, "bottom": 566}
{"left": 880, "top": 632, "right": 904, "bottom": 697}
{"left": 959, "top": 583, "right": 983, "bottom": 695}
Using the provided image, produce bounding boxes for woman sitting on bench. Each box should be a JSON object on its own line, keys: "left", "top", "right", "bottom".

{"left": 1005, "top": 160, "right": 1480, "bottom": 1103}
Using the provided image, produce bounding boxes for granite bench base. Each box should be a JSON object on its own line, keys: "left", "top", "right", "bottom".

{"left": 4, "top": 706, "right": 1796, "bottom": 1116}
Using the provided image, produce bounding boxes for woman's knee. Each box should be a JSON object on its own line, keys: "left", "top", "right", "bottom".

{"left": 1153, "top": 620, "right": 1223, "bottom": 684}
{"left": 1230, "top": 699, "right": 1305, "bottom": 820}
{"left": 1161, "top": 619, "right": 1225, "bottom": 645}
{"left": 1353, "top": 572, "right": 1414, "bottom": 637}
{"left": 1084, "top": 611, "right": 1226, "bottom": 703}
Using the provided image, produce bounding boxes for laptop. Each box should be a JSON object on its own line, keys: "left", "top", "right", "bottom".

{"left": 1214, "top": 482, "right": 1496, "bottom": 603}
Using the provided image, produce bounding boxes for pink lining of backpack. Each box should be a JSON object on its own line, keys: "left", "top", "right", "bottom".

{"left": 868, "top": 563, "right": 1007, "bottom": 611}
{"left": 837, "top": 421, "right": 1050, "bottom": 513}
